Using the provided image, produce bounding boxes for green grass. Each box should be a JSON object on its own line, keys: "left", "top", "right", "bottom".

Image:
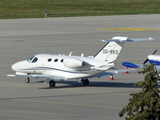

{"left": 0, "top": 0, "right": 159, "bottom": 19}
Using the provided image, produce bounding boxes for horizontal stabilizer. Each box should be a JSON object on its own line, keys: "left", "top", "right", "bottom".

{"left": 127, "top": 37, "right": 154, "bottom": 42}
{"left": 102, "top": 36, "right": 154, "bottom": 43}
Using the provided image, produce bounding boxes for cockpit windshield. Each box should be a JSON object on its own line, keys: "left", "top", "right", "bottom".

{"left": 27, "top": 56, "right": 35, "bottom": 62}
{"left": 32, "top": 57, "right": 38, "bottom": 63}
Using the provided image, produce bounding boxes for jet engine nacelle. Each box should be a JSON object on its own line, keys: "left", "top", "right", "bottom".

{"left": 63, "top": 58, "right": 86, "bottom": 68}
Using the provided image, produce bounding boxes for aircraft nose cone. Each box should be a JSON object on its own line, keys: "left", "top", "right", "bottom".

{"left": 11, "top": 63, "right": 18, "bottom": 71}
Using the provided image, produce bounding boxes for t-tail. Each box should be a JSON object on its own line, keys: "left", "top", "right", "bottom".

{"left": 94, "top": 36, "right": 154, "bottom": 62}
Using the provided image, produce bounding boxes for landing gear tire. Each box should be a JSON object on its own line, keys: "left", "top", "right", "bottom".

{"left": 82, "top": 79, "right": 89, "bottom": 86}
{"left": 25, "top": 77, "right": 30, "bottom": 83}
{"left": 49, "top": 80, "right": 55, "bottom": 88}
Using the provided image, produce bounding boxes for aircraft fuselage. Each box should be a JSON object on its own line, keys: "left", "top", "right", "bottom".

{"left": 12, "top": 54, "right": 115, "bottom": 79}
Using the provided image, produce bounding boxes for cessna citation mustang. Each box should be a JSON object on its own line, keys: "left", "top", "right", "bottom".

{"left": 7, "top": 36, "right": 154, "bottom": 88}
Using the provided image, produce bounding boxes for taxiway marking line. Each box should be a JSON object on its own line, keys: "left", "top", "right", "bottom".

{"left": 0, "top": 84, "right": 39, "bottom": 89}
{"left": 13, "top": 99, "right": 122, "bottom": 109}
{"left": 0, "top": 38, "right": 158, "bottom": 49}
{"left": 0, "top": 84, "right": 129, "bottom": 95}
{"left": 96, "top": 28, "right": 160, "bottom": 31}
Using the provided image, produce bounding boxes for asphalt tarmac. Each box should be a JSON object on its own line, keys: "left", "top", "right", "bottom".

{"left": 0, "top": 14, "right": 160, "bottom": 120}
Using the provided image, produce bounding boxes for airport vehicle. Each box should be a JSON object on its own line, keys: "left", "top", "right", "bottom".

{"left": 7, "top": 36, "right": 153, "bottom": 88}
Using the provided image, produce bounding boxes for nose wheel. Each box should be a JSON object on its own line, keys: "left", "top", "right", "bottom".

{"left": 25, "top": 77, "right": 30, "bottom": 83}
{"left": 81, "top": 79, "right": 89, "bottom": 86}
{"left": 49, "top": 80, "right": 56, "bottom": 88}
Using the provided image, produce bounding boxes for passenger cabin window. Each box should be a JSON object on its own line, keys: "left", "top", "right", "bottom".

{"left": 27, "top": 56, "right": 34, "bottom": 62}
{"left": 48, "top": 58, "right": 52, "bottom": 62}
{"left": 32, "top": 57, "right": 38, "bottom": 63}
{"left": 54, "top": 59, "right": 58, "bottom": 62}
{"left": 61, "top": 59, "right": 64, "bottom": 62}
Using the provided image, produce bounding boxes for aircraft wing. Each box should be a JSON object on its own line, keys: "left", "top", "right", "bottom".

{"left": 7, "top": 74, "right": 68, "bottom": 80}
{"left": 122, "top": 62, "right": 160, "bottom": 71}
{"left": 122, "top": 62, "right": 143, "bottom": 68}
{"left": 88, "top": 68, "right": 136, "bottom": 78}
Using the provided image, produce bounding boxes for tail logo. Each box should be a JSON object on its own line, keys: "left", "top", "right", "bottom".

{"left": 102, "top": 49, "right": 119, "bottom": 54}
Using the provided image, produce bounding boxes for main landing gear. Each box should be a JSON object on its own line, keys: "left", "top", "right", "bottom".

{"left": 25, "top": 77, "right": 30, "bottom": 83}
{"left": 81, "top": 79, "right": 89, "bottom": 86}
{"left": 49, "top": 80, "right": 56, "bottom": 88}
{"left": 48, "top": 79, "right": 89, "bottom": 88}
{"left": 49, "top": 79, "right": 89, "bottom": 88}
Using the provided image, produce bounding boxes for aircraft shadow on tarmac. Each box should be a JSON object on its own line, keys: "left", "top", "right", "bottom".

{"left": 35, "top": 80, "right": 160, "bottom": 89}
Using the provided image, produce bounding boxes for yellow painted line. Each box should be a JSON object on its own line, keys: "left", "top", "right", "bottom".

{"left": 97, "top": 28, "right": 160, "bottom": 31}
{"left": 13, "top": 99, "right": 122, "bottom": 109}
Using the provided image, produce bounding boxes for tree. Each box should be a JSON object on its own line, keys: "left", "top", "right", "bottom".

{"left": 119, "top": 64, "right": 160, "bottom": 120}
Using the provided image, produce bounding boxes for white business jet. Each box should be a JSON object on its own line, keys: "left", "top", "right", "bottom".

{"left": 7, "top": 36, "right": 154, "bottom": 88}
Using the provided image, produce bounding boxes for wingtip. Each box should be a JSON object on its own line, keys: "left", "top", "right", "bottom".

{"left": 101, "top": 39, "right": 106, "bottom": 42}
{"left": 7, "top": 74, "right": 16, "bottom": 77}
{"left": 149, "top": 37, "right": 154, "bottom": 40}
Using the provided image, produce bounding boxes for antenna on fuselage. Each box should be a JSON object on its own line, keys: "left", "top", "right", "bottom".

{"left": 69, "top": 52, "right": 73, "bottom": 56}
{"left": 81, "top": 53, "right": 84, "bottom": 57}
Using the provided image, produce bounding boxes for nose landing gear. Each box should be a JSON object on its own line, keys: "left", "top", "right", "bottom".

{"left": 25, "top": 77, "right": 30, "bottom": 83}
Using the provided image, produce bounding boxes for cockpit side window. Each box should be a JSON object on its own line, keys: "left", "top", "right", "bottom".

{"left": 27, "top": 56, "right": 35, "bottom": 62}
{"left": 32, "top": 57, "right": 38, "bottom": 63}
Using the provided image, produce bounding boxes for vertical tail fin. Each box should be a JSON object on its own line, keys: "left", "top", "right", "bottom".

{"left": 94, "top": 37, "right": 125, "bottom": 62}
{"left": 94, "top": 36, "right": 154, "bottom": 62}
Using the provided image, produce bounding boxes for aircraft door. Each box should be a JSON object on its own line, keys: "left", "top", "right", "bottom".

{"left": 43, "top": 58, "right": 52, "bottom": 67}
